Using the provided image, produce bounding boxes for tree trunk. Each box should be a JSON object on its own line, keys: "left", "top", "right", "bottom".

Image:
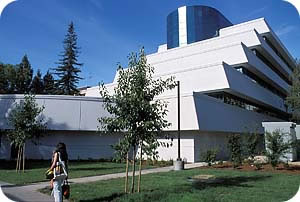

{"left": 18, "top": 146, "right": 22, "bottom": 173}
{"left": 22, "top": 143, "right": 25, "bottom": 173}
{"left": 16, "top": 145, "right": 20, "bottom": 173}
{"left": 131, "top": 146, "right": 136, "bottom": 193}
{"left": 125, "top": 152, "right": 129, "bottom": 193}
{"left": 138, "top": 143, "right": 143, "bottom": 193}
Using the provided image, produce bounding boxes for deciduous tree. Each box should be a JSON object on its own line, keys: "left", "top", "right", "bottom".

{"left": 7, "top": 94, "right": 46, "bottom": 172}
{"left": 99, "top": 48, "right": 176, "bottom": 193}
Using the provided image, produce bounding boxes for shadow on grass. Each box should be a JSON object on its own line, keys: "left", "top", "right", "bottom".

{"left": 0, "top": 160, "right": 50, "bottom": 170}
{"left": 192, "top": 175, "right": 272, "bottom": 190}
{"left": 79, "top": 193, "right": 125, "bottom": 202}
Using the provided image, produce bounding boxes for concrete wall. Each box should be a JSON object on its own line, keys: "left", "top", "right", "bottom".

{"left": 0, "top": 95, "right": 109, "bottom": 131}
{"left": 0, "top": 131, "right": 123, "bottom": 160}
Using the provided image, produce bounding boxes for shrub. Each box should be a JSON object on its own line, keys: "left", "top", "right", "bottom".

{"left": 253, "top": 161, "right": 263, "bottom": 170}
{"left": 228, "top": 134, "right": 243, "bottom": 168}
{"left": 245, "top": 131, "right": 260, "bottom": 160}
{"left": 201, "top": 148, "right": 218, "bottom": 166}
{"left": 265, "top": 130, "right": 294, "bottom": 169}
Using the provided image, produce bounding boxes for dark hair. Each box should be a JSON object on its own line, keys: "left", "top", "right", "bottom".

{"left": 55, "top": 142, "right": 68, "bottom": 162}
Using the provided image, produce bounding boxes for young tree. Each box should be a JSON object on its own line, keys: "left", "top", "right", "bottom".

{"left": 286, "top": 60, "right": 300, "bottom": 123}
{"left": 15, "top": 55, "right": 33, "bottom": 93}
{"left": 31, "top": 69, "right": 44, "bottom": 94}
{"left": 227, "top": 134, "right": 243, "bottom": 168}
{"left": 99, "top": 48, "right": 176, "bottom": 193}
{"left": 7, "top": 94, "right": 46, "bottom": 172}
{"left": 265, "top": 130, "right": 294, "bottom": 169}
{"left": 43, "top": 71, "right": 56, "bottom": 94}
{"left": 53, "top": 22, "right": 82, "bottom": 95}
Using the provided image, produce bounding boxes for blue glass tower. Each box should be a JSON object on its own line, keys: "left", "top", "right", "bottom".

{"left": 167, "top": 5, "right": 232, "bottom": 49}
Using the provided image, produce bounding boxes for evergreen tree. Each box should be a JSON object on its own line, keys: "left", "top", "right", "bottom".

{"left": 43, "top": 71, "right": 55, "bottom": 94}
{"left": 286, "top": 59, "right": 300, "bottom": 123}
{"left": 53, "top": 22, "right": 82, "bottom": 95}
{"left": 0, "top": 63, "right": 17, "bottom": 94}
{"left": 15, "top": 55, "right": 33, "bottom": 93}
{"left": 0, "top": 63, "right": 9, "bottom": 94}
{"left": 31, "top": 69, "right": 44, "bottom": 94}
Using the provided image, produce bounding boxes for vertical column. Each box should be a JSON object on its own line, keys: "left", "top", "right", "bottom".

{"left": 178, "top": 6, "right": 187, "bottom": 47}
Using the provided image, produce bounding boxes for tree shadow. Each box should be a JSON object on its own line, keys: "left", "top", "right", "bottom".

{"left": 79, "top": 193, "right": 125, "bottom": 202}
{"left": 191, "top": 175, "right": 272, "bottom": 190}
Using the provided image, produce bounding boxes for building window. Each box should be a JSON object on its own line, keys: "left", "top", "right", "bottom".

{"left": 263, "top": 36, "right": 293, "bottom": 71}
{"left": 252, "top": 49, "right": 292, "bottom": 85}
{"left": 206, "top": 92, "right": 289, "bottom": 120}
{"left": 234, "top": 66, "right": 286, "bottom": 99}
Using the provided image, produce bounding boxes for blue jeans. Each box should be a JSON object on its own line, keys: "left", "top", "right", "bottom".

{"left": 51, "top": 179, "right": 64, "bottom": 202}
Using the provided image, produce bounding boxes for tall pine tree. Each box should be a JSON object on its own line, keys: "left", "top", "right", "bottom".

{"left": 43, "top": 71, "right": 56, "bottom": 94}
{"left": 15, "top": 55, "right": 33, "bottom": 93}
{"left": 31, "top": 69, "right": 44, "bottom": 94}
{"left": 54, "top": 22, "right": 82, "bottom": 95}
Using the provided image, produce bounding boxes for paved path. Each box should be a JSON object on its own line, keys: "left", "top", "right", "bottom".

{"left": 1, "top": 162, "right": 207, "bottom": 202}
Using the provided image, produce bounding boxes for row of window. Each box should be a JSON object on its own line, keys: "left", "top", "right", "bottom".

{"left": 206, "top": 92, "right": 289, "bottom": 120}
{"left": 252, "top": 49, "right": 292, "bottom": 85}
{"left": 235, "top": 66, "right": 286, "bottom": 99}
{"left": 262, "top": 36, "right": 293, "bottom": 71}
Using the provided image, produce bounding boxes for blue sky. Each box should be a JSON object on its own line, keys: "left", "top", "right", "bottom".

{"left": 0, "top": 0, "right": 299, "bottom": 87}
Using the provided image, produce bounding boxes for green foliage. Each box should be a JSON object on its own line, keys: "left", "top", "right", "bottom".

{"left": 53, "top": 22, "right": 82, "bottom": 95}
{"left": 265, "top": 130, "right": 294, "bottom": 169}
{"left": 7, "top": 94, "right": 46, "bottom": 148}
{"left": 15, "top": 55, "right": 33, "bottom": 93}
{"left": 201, "top": 148, "right": 218, "bottom": 166}
{"left": 227, "top": 134, "right": 243, "bottom": 168}
{"left": 31, "top": 69, "right": 44, "bottom": 94}
{"left": 99, "top": 47, "right": 176, "bottom": 193}
{"left": 0, "top": 63, "right": 9, "bottom": 93}
{"left": 99, "top": 47, "right": 176, "bottom": 159}
{"left": 286, "top": 59, "right": 300, "bottom": 123}
{"left": 43, "top": 71, "right": 56, "bottom": 94}
{"left": 0, "top": 63, "right": 17, "bottom": 94}
{"left": 244, "top": 131, "right": 260, "bottom": 160}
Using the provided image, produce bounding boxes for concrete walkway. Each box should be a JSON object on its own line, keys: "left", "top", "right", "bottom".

{"left": 1, "top": 162, "right": 206, "bottom": 202}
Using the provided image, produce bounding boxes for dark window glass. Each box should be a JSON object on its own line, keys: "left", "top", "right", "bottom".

{"left": 206, "top": 92, "right": 289, "bottom": 120}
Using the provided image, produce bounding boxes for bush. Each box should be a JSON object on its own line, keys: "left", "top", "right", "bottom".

{"left": 244, "top": 131, "right": 260, "bottom": 160}
{"left": 228, "top": 134, "right": 243, "bottom": 168}
{"left": 201, "top": 149, "right": 218, "bottom": 166}
{"left": 265, "top": 130, "right": 294, "bottom": 169}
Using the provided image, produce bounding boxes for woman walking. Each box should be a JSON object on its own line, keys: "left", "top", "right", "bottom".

{"left": 48, "top": 143, "right": 68, "bottom": 202}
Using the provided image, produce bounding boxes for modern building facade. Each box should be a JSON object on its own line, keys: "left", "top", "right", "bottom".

{"left": 0, "top": 5, "right": 298, "bottom": 162}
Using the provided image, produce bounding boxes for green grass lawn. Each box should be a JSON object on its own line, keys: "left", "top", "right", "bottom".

{"left": 67, "top": 168, "right": 300, "bottom": 202}
{"left": 0, "top": 160, "right": 168, "bottom": 185}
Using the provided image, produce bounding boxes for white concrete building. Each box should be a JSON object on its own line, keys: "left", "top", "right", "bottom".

{"left": 0, "top": 6, "right": 297, "bottom": 162}
{"left": 85, "top": 7, "right": 297, "bottom": 162}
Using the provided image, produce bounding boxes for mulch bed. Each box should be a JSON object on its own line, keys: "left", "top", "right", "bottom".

{"left": 200, "top": 162, "right": 300, "bottom": 174}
